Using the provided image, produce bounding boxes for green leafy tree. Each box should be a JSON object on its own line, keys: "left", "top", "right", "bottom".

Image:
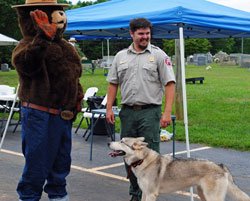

{"left": 162, "top": 39, "right": 175, "bottom": 56}
{"left": 163, "top": 38, "right": 212, "bottom": 57}
{"left": 208, "top": 38, "right": 235, "bottom": 55}
{"left": 242, "top": 38, "right": 250, "bottom": 54}
{"left": 185, "top": 38, "right": 212, "bottom": 56}
{"left": 67, "top": 0, "right": 109, "bottom": 9}
{"left": 0, "top": 0, "right": 24, "bottom": 64}
{"left": 233, "top": 38, "right": 250, "bottom": 54}
{"left": 79, "top": 39, "right": 130, "bottom": 60}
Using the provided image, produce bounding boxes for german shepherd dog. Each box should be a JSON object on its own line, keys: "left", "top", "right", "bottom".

{"left": 108, "top": 137, "right": 250, "bottom": 201}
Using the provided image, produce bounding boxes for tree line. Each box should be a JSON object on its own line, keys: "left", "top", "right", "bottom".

{"left": 1, "top": 0, "right": 250, "bottom": 64}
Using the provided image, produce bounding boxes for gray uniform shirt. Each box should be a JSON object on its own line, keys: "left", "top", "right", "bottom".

{"left": 106, "top": 43, "right": 176, "bottom": 106}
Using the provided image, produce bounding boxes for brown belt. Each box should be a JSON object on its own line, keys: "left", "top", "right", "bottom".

{"left": 21, "top": 102, "right": 61, "bottom": 115}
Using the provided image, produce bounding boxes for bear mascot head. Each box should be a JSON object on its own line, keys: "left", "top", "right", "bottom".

{"left": 12, "top": 0, "right": 83, "bottom": 120}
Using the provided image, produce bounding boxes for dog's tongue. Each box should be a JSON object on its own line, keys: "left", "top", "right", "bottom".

{"left": 108, "top": 151, "right": 123, "bottom": 157}
{"left": 108, "top": 151, "right": 118, "bottom": 157}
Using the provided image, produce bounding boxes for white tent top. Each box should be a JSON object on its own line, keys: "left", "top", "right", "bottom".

{"left": 0, "top": 33, "right": 18, "bottom": 46}
{"left": 65, "top": 0, "right": 250, "bottom": 39}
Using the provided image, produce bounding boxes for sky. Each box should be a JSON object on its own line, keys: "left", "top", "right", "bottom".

{"left": 70, "top": 0, "right": 250, "bottom": 12}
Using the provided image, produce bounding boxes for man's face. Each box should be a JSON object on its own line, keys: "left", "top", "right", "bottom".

{"left": 130, "top": 27, "right": 151, "bottom": 52}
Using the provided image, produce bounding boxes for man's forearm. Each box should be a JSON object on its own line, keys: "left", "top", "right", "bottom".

{"left": 164, "top": 81, "right": 175, "bottom": 114}
{"left": 106, "top": 83, "right": 118, "bottom": 110}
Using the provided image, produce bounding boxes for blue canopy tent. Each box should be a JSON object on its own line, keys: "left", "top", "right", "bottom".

{"left": 65, "top": 3, "right": 250, "bottom": 195}
{"left": 65, "top": 0, "right": 250, "bottom": 39}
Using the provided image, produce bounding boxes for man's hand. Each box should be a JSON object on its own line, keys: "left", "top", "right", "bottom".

{"left": 30, "top": 9, "right": 57, "bottom": 39}
{"left": 160, "top": 111, "right": 172, "bottom": 128}
{"left": 106, "top": 108, "right": 115, "bottom": 125}
{"left": 106, "top": 83, "right": 118, "bottom": 125}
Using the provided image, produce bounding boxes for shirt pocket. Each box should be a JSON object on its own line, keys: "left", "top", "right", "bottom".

{"left": 117, "top": 63, "right": 129, "bottom": 83}
{"left": 142, "top": 63, "right": 159, "bottom": 82}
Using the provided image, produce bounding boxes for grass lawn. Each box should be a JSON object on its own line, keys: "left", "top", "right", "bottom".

{"left": 0, "top": 63, "right": 249, "bottom": 151}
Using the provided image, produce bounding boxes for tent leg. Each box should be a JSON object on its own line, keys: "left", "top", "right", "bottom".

{"left": 107, "top": 39, "right": 110, "bottom": 67}
{"left": 178, "top": 24, "right": 194, "bottom": 201}
{"left": 0, "top": 84, "right": 20, "bottom": 150}
{"left": 102, "top": 41, "right": 104, "bottom": 58}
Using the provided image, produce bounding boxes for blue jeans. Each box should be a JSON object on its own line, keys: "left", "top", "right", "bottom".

{"left": 17, "top": 107, "right": 72, "bottom": 201}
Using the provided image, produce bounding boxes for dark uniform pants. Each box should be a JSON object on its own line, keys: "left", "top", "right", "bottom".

{"left": 119, "top": 105, "right": 161, "bottom": 200}
{"left": 17, "top": 107, "right": 72, "bottom": 201}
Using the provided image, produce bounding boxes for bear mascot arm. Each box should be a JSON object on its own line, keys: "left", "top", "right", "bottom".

{"left": 12, "top": 6, "right": 84, "bottom": 118}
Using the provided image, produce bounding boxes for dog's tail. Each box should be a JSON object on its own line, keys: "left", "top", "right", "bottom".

{"left": 220, "top": 164, "right": 250, "bottom": 201}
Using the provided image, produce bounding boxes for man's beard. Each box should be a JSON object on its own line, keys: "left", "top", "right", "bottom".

{"left": 138, "top": 39, "right": 149, "bottom": 50}
{"left": 138, "top": 44, "right": 147, "bottom": 50}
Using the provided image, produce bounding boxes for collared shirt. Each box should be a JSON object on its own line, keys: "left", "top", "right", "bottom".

{"left": 106, "top": 43, "right": 176, "bottom": 105}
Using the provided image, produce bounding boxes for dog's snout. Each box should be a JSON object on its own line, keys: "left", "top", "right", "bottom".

{"left": 107, "top": 142, "right": 111, "bottom": 147}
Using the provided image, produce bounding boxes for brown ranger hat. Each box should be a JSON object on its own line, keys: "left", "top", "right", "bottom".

{"left": 12, "top": 0, "right": 69, "bottom": 8}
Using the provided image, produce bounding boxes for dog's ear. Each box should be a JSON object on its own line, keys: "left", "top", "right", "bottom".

{"left": 137, "top": 137, "right": 145, "bottom": 142}
{"left": 133, "top": 141, "right": 148, "bottom": 150}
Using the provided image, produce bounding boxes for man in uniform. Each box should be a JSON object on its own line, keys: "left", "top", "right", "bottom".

{"left": 106, "top": 18, "right": 175, "bottom": 201}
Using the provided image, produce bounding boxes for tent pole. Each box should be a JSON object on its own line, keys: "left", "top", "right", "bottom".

{"left": 241, "top": 37, "right": 244, "bottom": 54}
{"left": 107, "top": 39, "right": 110, "bottom": 66}
{"left": 178, "top": 24, "right": 193, "bottom": 201}
{"left": 102, "top": 41, "right": 104, "bottom": 58}
{"left": 179, "top": 26, "right": 191, "bottom": 157}
{"left": 0, "top": 83, "right": 20, "bottom": 150}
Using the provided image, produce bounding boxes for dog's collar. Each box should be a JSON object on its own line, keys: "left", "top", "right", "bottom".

{"left": 127, "top": 159, "right": 143, "bottom": 179}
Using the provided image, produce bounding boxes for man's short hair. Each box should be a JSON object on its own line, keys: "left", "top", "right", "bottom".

{"left": 129, "top": 18, "right": 152, "bottom": 33}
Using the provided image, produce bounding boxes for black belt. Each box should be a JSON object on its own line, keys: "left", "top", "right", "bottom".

{"left": 123, "top": 104, "right": 159, "bottom": 111}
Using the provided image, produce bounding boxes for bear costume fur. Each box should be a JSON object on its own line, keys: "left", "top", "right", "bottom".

{"left": 12, "top": 6, "right": 83, "bottom": 111}
{"left": 12, "top": 3, "right": 84, "bottom": 200}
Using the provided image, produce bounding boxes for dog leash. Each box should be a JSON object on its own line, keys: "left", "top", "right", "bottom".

{"left": 127, "top": 159, "right": 143, "bottom": 179}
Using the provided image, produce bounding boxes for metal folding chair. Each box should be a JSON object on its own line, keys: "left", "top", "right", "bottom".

{"left": 82, "top": 95, "right": 108, "bottom": 141}
{"left": 0, "top": 85, "right": 20, "bottom": 136}
{"left": 75, "top": 87, "right": 98, "bottom": 134}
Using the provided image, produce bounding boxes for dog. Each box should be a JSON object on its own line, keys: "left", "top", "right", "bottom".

{"left": 108, "top": 137, "right": 250, "bottom": 201}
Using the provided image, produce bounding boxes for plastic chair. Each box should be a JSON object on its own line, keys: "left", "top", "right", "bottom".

{"left": 75, "top": 87, "right": 98, "bottom": 134}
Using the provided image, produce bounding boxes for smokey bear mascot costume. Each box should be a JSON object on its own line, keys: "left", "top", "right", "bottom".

{"left": 12, "top": 1, "right": 84, "bottom": 200}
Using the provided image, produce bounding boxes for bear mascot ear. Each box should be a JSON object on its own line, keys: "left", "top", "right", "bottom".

{"left": 30, "top": 9, "right": 57, "bottom": 39}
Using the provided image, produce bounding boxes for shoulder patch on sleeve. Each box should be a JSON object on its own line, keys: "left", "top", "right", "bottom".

{"left": 165, "top": 57, "right": 172, "bottom": 66}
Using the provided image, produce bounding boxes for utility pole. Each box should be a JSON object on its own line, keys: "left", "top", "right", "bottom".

{"left": 174, "top": 39, "right": 184, "bottom": 120}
